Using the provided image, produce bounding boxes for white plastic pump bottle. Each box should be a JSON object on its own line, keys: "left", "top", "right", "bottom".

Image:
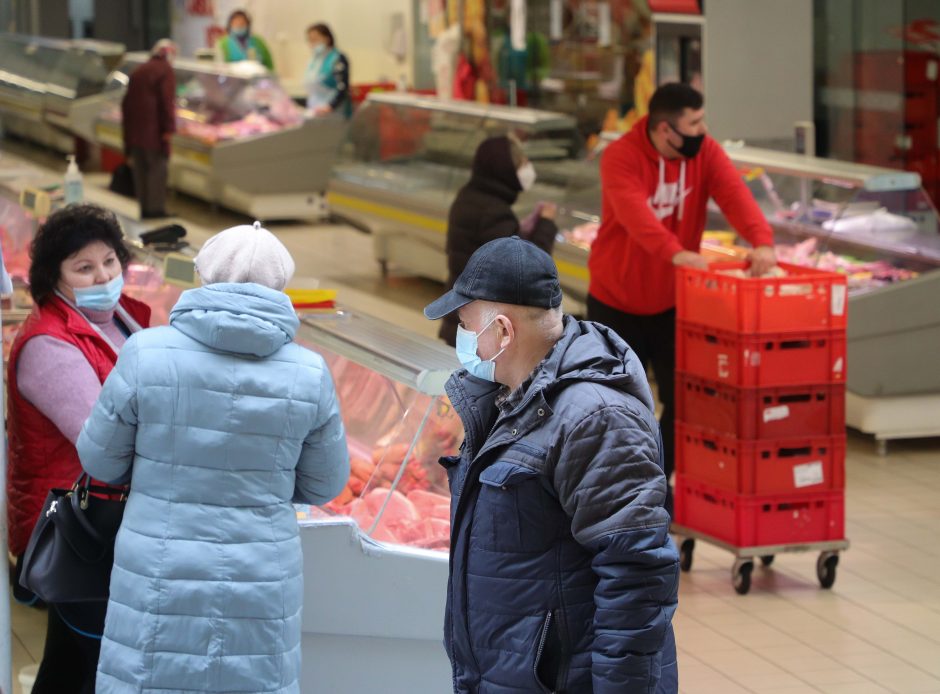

{"left": 64, "top": 154, "right": 84, "bottom": 205}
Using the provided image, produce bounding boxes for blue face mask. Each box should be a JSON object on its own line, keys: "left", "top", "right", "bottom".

{"left": 72, "top": 274, "right": 124, "bottom": 312}
{"left": 455, "top": 317, "right": 506, "bottom": 382}
{"left": 232, "top": 27, "right": 248, "bottom": 39}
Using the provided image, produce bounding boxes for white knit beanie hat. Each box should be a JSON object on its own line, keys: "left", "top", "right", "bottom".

{"left": 195, "top": 221, "right": 295, "bottom": 291}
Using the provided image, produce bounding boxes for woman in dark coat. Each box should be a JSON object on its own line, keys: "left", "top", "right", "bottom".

{"left": 441, "top": 135, "right": 557, "bottom": 345}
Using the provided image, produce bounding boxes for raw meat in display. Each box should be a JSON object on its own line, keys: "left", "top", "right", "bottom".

{"left": 561, "top": 222, "right": 599, "bottom": 249}
{"left": 774, "top": 239, "right": 918, "bottom": 291}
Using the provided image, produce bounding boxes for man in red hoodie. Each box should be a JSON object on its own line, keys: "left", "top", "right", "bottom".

{"left": 587, "top": 83, "right": 776, "bottom": 514}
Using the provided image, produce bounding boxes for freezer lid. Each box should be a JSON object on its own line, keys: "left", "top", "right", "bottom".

{"left": 364, "top": 92, "right": 577, "bottom": 131}
{"left": 301, "top": 311, "right": 459, "bottom": 396}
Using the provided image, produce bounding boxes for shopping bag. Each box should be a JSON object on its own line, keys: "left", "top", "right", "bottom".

{"left": 18, "top": 474, "right": 127, "bottom": 603}
{"left": 108, "top": 163, "right": 136, "bottom": 198}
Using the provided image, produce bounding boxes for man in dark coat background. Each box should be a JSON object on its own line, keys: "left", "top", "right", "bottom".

{"left": 122, "top": 39, "right": 177, "bottom": 219}
{"left": 441, "top": 135, "right": 559, "bottom": 346}
{"left": 425, "top": 236, "right": 679, "bottom": 693}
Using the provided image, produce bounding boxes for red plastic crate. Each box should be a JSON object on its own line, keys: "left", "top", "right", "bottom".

{"left": 676, "top": 423, "right": 845, "bottom": 494}
{"left": 674, "top": 475, "right": 845, "bottom": 548}
{"left": 676, "top": 323, "right": 846, "bottom": 387}
{"left": 676, "top": 262, "right": 848, "bottom": 335}
{"left": 677, "top": 373, "right": 845, "bottom": 439}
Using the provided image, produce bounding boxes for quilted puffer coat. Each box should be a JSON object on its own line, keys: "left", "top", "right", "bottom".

{"left": 77, "top": 282, "right": 349, "bottom": 694}
{"left": 442, "top": 316, "right": 679, "bottom": 693}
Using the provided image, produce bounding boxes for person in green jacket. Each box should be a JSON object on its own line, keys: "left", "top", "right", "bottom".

{"left": 216, "top": 9, "right": 274, "bottom": 71}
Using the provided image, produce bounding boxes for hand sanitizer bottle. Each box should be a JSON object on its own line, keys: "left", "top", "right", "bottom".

{"left": 64, "top": 155, "right": 84, "bottom": 205}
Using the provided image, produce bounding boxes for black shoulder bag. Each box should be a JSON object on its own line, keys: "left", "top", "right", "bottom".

{"left": 18, "top": 473, "right": 128, "bottom": 603}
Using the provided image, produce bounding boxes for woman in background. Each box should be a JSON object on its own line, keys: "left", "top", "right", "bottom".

{"left": 216, "top": 9, "right": 274, "bottom": 71}
{"left": 304, "top": 23, "right": 351, "bottom": 118}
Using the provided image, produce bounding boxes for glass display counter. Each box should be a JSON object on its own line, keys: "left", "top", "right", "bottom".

{"left": 0, "top": 33, "right": 124, "bottom": 152}
{"left": 82, "top": 53, "right": 345, "bottom": 220}
{"left": 330, "top": 92, "right": 594, "bottom": 304}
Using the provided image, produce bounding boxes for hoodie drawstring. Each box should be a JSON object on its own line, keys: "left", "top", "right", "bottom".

{"left": 678, "top": 160, "right": 686, "bottom": 222}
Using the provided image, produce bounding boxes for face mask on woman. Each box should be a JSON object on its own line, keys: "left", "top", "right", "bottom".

{"left": 516, "top": 162, "right": 537, "bottom": 192}
{"left": 311, "top": 43, "right": 326, "bottom": 58}
{"left": 232, "top": 26, "right": 248, "bottom": 39}
{"left": 72, "top": 274, "right": 124, "bottom": 312}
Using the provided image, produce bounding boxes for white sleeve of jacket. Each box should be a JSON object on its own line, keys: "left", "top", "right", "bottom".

{"left": 293, "top": 362, "right": 350, "bottom": 505}
{"left": 77, "top": 336, "right": 140, "bottom": 485}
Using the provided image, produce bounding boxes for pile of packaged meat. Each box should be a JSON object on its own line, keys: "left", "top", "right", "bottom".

{"left": 775, "top": 238, "right": 918, "bottom": 290}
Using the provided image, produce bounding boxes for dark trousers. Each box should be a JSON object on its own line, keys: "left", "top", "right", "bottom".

{"left": 129, "top": 147, "right": 168, "bottom": 217}
{"left": 32, "top": 605, "right": 102, "bottom": 694}
{"left": 587, "top": 294, "right": 675, "bottom": 516}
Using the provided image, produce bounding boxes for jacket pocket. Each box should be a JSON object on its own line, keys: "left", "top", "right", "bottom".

{"left": 473, "top": 462, "right": 553, "bottom": 553}
{"left": 533, "top": 611, "right": 557, "bottom": 694}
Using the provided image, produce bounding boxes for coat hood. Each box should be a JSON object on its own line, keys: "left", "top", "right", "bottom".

{"left": 169, "top": 283, "right": 299, "bottom": 358}
{"left": 468, "top": 136, "right": 522, "bottom": 203}
{"left": 524, "top": 315, "right": 655, "bottom": 414}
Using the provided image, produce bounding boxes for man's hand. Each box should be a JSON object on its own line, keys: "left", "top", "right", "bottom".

{"left": 672, "top": 250, "right": 709, "bottom": 270}
{"left": 540, "top": 202, "right": 558, "bottom": 221}
{"left": 749, "top": 245, "right": 777, "bottom": 277}
{"left": 313, "top": 105, "right": 333, "bottom": 116}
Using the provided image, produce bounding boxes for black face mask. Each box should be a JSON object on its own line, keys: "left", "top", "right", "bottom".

{"left": 668, "top": 121, "right": 705, "bottom": 159}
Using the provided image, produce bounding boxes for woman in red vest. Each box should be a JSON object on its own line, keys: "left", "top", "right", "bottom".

{"left": 7, "top": 204, "right": 151, "bottom": 694}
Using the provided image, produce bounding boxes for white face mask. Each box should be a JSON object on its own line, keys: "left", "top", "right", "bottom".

{"left": 516, "top": 162, "right": 537, "bottom": 192}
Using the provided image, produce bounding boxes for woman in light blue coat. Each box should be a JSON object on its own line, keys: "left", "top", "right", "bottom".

{"left": 77, "top": 222, "right": 349, "bottom": 693}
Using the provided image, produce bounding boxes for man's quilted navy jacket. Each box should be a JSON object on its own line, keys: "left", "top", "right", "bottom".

{"left": 442, "top": 316, "right": 679, "bottom": 693}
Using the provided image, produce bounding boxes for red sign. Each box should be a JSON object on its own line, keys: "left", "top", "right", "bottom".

{"left": 186, "top": 0, "right": 215, "bottom": 17}
{"left": 649, "top": 0, "right": 700, "bottom": 14}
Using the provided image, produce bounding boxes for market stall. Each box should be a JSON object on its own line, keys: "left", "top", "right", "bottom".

{"left": 0, "top": 33, "right": 125, "bottom": 153}
{"left": 80, "top": 53, "right": 344, "bottom": 220}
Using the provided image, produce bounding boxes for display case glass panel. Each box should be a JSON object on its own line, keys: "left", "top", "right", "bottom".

{"left": 102, "top": 54, "right": 304, "bottom": 145}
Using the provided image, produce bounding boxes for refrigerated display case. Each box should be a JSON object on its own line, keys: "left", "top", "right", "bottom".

{"left": 81, "top": 53, "right": 345, "bottom": 220}
{"left": 329, "top": 91, "right": 597, "bottom": 306}
{"left": 0, "top": 33, "right": 125, "bottom": 153}
{"left": 708, "top": 146, "right": 940, "bottom": 451}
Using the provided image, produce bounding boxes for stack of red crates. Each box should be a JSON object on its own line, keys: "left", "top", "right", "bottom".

{"left": 673, "top": 261, "right": 848, "bottom": 548}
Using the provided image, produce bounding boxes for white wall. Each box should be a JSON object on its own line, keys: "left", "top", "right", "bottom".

{"left": 703, "top": 0, "right": 814, "bottom": 148}
{"left": 173, "top": 0, "right": 414, "bottom": 85}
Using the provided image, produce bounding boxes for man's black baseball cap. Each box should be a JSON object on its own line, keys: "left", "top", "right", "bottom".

{"left": 424, "top": 236, "right": 563, "bottom": 320}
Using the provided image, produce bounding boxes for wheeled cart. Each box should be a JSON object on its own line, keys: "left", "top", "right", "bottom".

{"left": 672, "top": 525, "right": 849, "bottom": 595}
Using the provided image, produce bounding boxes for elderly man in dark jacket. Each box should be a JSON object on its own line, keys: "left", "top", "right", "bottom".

{"left": 425, "top": 236, "right": 679, "bottom": 694}
{"left": 441, "top": 135, "right": 558, "bottom": 346}
{"left": 122, "top": 39, "right": 177, "bottom": 218}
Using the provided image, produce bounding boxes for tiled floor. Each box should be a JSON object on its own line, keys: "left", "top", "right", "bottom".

{"left": 5, "top": 143, "right": 940, "bottom": 693}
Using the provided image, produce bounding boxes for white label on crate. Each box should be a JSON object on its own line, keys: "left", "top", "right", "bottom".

{"left": 779, "top": 283, "right": 813, "bottom": 297}
{"left": 793, "top": 461, "right": 825, "bottom": 488}
{"left": 763, "top": 405, "right": 791, "bottom": 423}
{"left": 718, "top": 354, "right": 730, "bottom": 379}
{"left": 749, "top": 350, "right": 761, "bottom": 367}
{"left": 928, "top": 60, "right": 938, "bottom": 81}
{"left": 833, "top": 356, "right": 844, "bottom": 375}
{"left": 832, "top": 285, "right": 847, "bottom": 316}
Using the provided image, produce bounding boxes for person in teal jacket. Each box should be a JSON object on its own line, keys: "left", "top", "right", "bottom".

{"left": 304, "top": 23, "right": 351, "bottom": 118}
{"left": 77, "top": 221, "right": 349, "bottom": 693}
{"left": 216, "top": 9, "right": 274, "bottom": 71}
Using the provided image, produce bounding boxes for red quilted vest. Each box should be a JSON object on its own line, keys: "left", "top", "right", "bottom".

{"left": 6, "top": 294, "right": 151, "bottom": 555}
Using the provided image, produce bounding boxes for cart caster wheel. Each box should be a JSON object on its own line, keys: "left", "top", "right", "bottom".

{"left": 760, "top": 555, "right": 775, "bottom": 567}
{"left": 679, "top": 539, "right": 695, "bottom": 572}
{"left": 817, "top": 552, "right": 839, "bottom": 589}
{"left": 732, "top": 560, "right": 753, "bottom": 595}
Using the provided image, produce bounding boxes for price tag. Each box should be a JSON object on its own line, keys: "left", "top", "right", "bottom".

{"left": 793, "top": 461, "right": 825, "bottom": 488}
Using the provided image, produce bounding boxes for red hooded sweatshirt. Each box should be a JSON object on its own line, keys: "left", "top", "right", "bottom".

{"left": 588, "top": 115, "right": 774, "bottom": 315}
